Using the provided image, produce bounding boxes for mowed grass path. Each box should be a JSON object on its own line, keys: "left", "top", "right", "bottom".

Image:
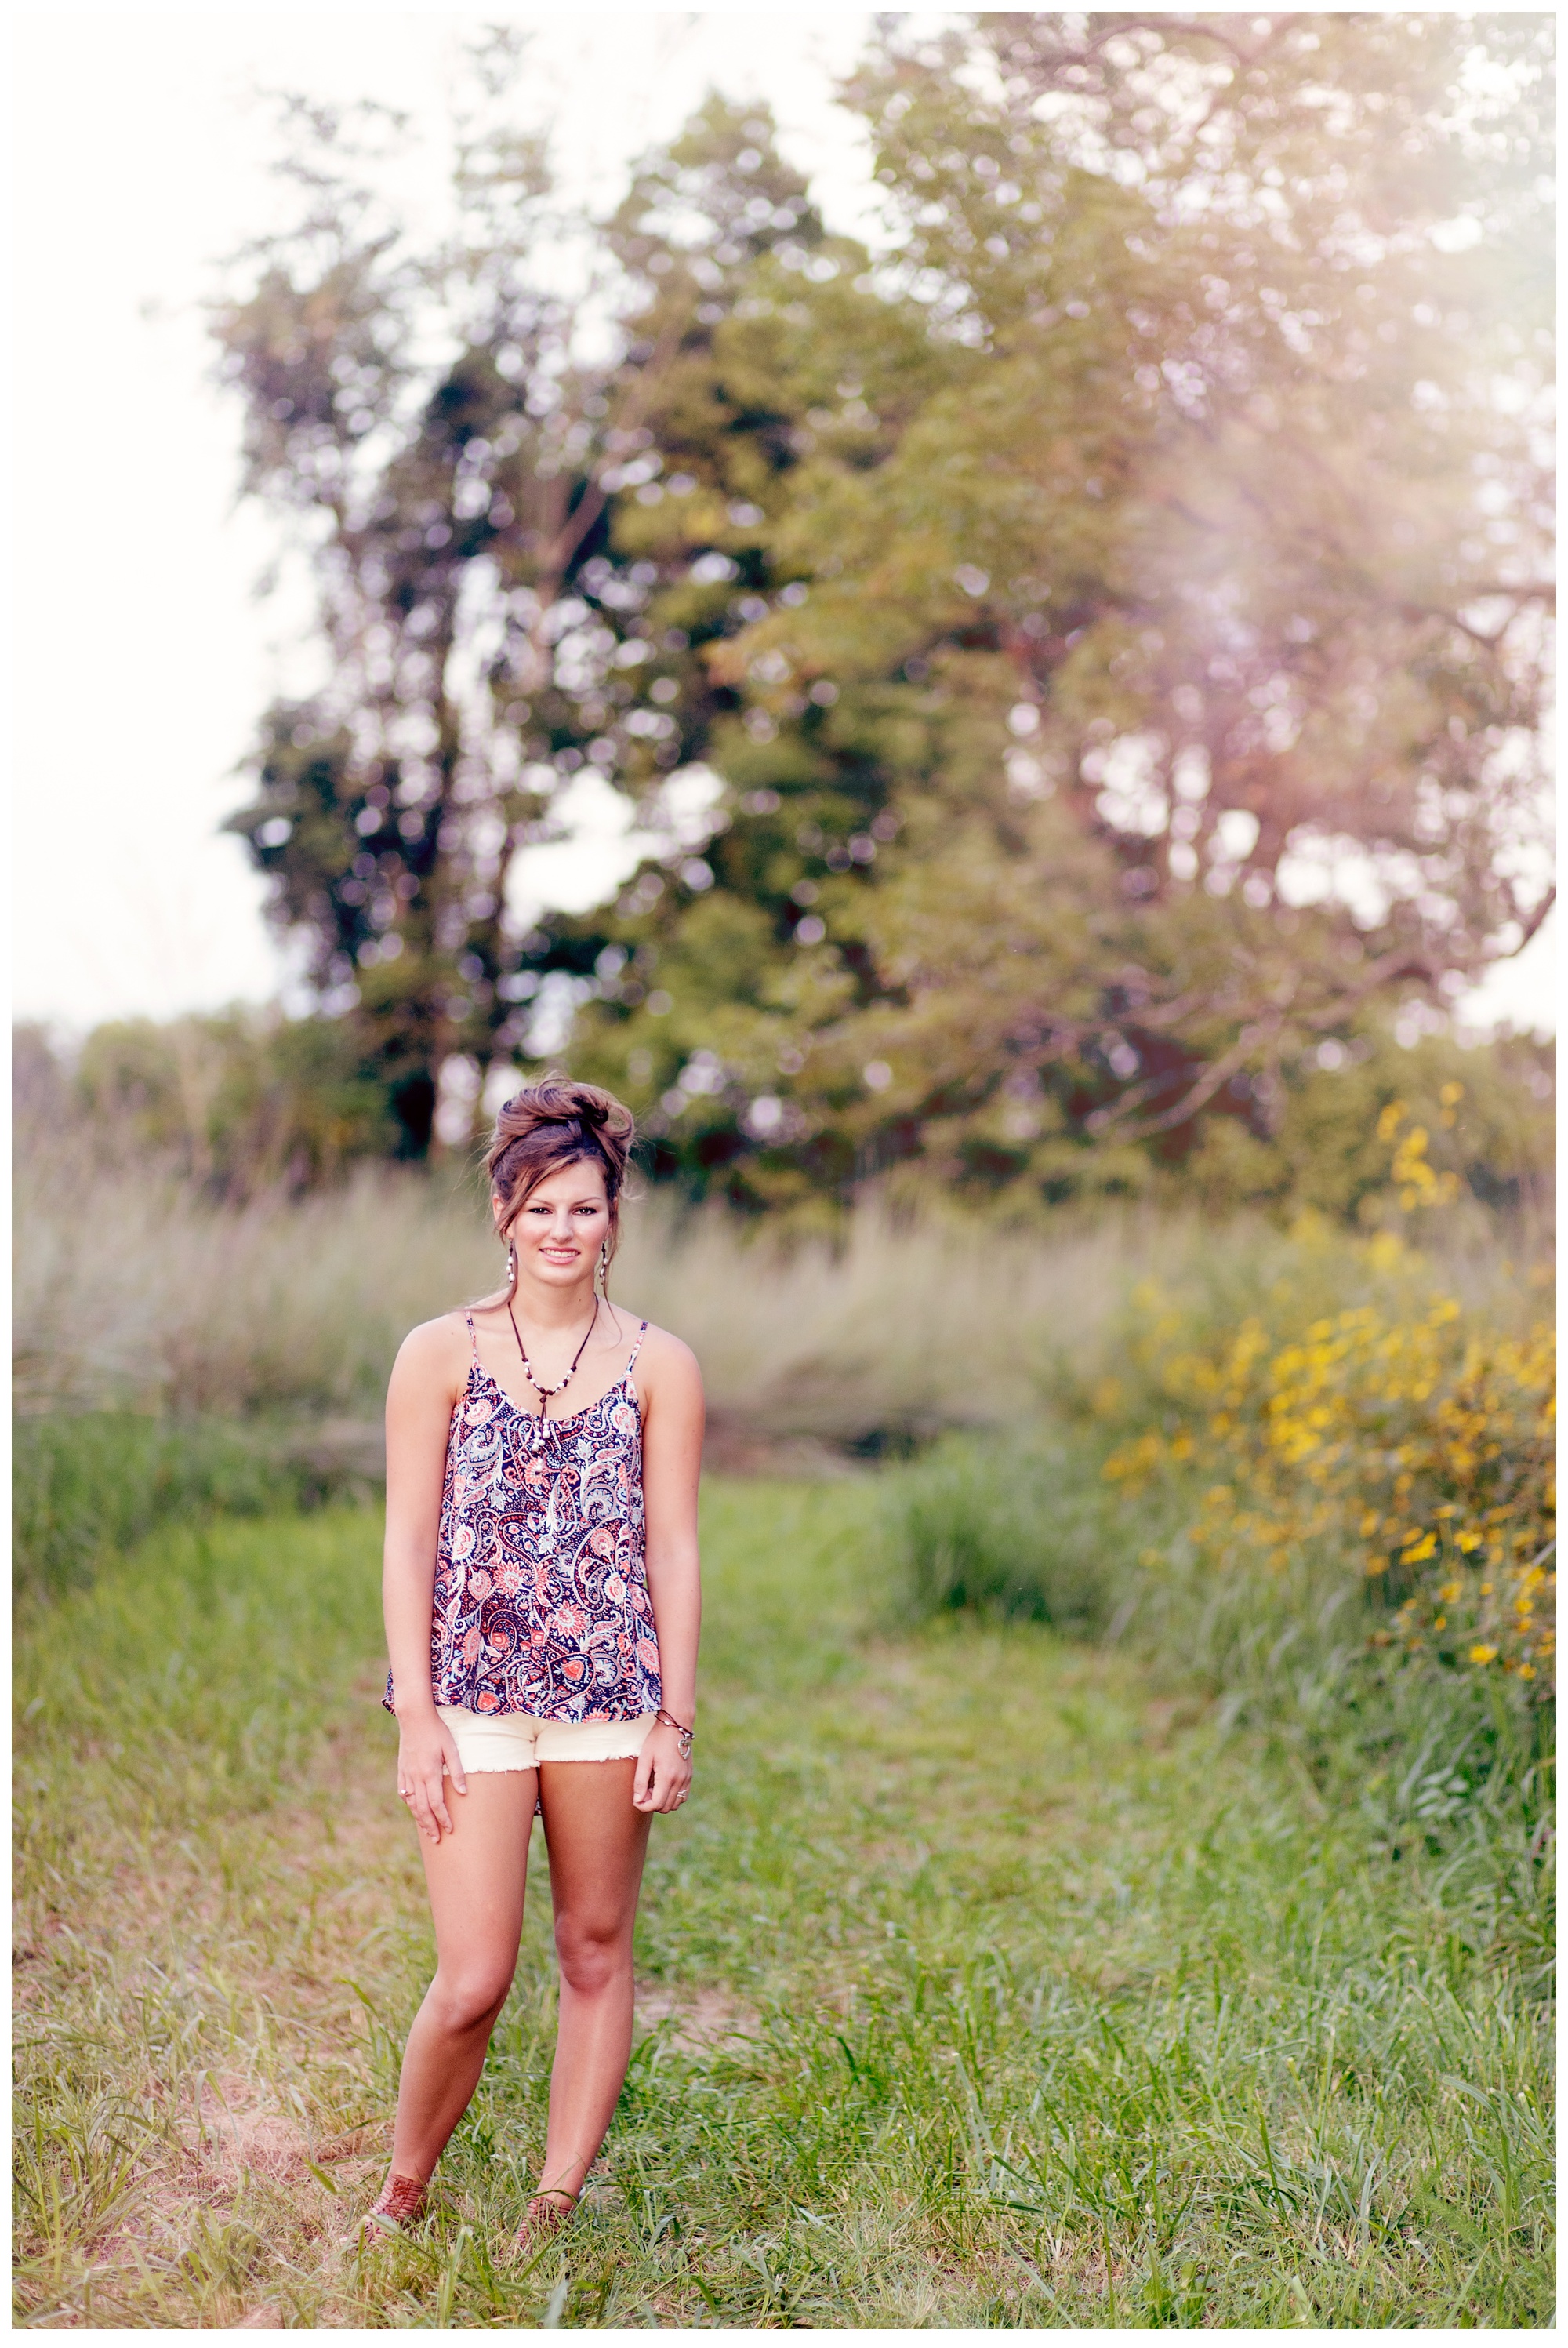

{"left": 15, "top": 1483, "right": 1552, "bottom": 2328}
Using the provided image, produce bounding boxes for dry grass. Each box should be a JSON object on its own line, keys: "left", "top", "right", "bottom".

{"left": 15, "top": 1136, "right": 1171, "bottom": 1442}
{"left": 15, "top": 1115, "right": 1537, "bottom": 1452}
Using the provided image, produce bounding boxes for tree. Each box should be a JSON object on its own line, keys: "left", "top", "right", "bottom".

{"left": 546, "top": 95, "right": 964, "bottom": 1199}
{"left": 220, "top": 64, "right": 951, "bottom": 1182}
{"left": 74, "top": 1010, "right": 394, "bottom": 1197}
{"left": 220, "top": 19, "right": 1554, "bottom": 1214}
{"left": 217, "top": 45, "right": 737, "bottom": 1154}
{"left": 687, "top": 11, "right": 1555, "bottom": 1194}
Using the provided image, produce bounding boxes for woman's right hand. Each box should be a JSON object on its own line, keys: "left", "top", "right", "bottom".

{"left": 397, "top": 1710, "right": 467, "bottom": 1843}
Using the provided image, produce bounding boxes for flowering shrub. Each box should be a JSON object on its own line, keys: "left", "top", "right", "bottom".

{"left": 1103, "top": 1223, "right": 1555, "bottom": 1694}
{"left": 1380, "top": 1092, "right": 1465, "bottom": 1211}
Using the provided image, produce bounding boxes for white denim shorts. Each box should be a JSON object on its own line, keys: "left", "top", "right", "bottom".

{"left": 437, "top": 1705, "right": 655, "bottom": 1774}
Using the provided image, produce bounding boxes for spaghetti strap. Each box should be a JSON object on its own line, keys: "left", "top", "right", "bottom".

{"left": 463, "top": 1310, "right": 480, "bottom": 1365}
{"left": 623, "top": 1319, "right": 649, "bottom": 1376}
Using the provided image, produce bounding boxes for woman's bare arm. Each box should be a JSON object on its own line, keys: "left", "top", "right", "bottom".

{"left": 383, "top": 1318, "right": 469, "bottom": 1840}
{"left": 634, "top": 1328, "right": 704, "bottom": 1812}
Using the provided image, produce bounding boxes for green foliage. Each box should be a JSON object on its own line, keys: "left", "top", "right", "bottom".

{"left": 12, "top": 1415, "right": 372, "bottom": 1603}
{"left": 214, "top": 20, "right": 1554, "bottom": 1208}
{"left": 72, "top": 1009, "right": 395, "bottom": 1195}
{"left": 608, "top": 9, "right": 1553, "bottom": 1205}
{"left": 884, "top": 1209, "right": 1555, "bottom": 1717}
{"left": 15, "top": 1067, "right": 1547, "bottom": 1445}
{"left": 892, "top": 1427, "right": 1550, "bottom": 1747}
{"left": 890, "top": 1435, "right": 1129, "bottom": 1634}
{"left": 1264, "top": 1027, "right": 1556, "bottom": 1223}
{"left": 26, "top": 996, "right": 1553, "bottom": 1227}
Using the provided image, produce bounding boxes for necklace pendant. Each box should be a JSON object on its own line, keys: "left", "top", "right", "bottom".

{"left": 508, "top": 1297, "right": 599, "bottom": 1412}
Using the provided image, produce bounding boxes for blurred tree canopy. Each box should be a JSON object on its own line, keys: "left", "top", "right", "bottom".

{"left": 216, "top": 14, "right": 1554, "bottom": 1211}
{"left": 18, "top": 1012, "right": 1552, "bottom": 1229}
{"left": 67, "top": 1011, "right": 394, "bottom": 1196}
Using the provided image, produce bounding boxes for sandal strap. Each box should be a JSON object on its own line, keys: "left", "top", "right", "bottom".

{"left": 517, "top": 2184, "right": 579, "bottom": 2244}
{"left": 369, "top": 2171, "right": 428, "bottom": 2223}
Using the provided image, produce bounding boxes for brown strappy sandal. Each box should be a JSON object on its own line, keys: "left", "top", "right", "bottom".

{"left": 357, "top": 2169, "right": 429, "bottom": 2237}
{"left": 515, "top": 2184, "right": 578, "bottom": 2252}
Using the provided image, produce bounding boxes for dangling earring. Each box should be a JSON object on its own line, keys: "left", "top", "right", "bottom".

{"left": 597, "top": 1244, "right": 608, "bottom": 1288}
{"left": 504, "top": 1240, "right": 515, "bottom": 1285}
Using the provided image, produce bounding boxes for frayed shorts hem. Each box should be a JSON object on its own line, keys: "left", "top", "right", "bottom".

{"left": 437, "top": 1705, "right": 655, "bottom": 1772}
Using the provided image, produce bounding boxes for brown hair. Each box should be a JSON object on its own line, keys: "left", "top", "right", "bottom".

{"left": 485, "top": 1074, "right": 637, "bottom": 1302}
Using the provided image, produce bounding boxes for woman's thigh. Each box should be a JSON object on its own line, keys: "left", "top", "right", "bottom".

{"left": 539, "top": 1760, "right": 652, "bottom": 1943}
{"left": 419, "top": 1770, "right": 539, "bottom": 1977}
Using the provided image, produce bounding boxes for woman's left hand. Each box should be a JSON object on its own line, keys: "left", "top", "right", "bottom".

{"left": 633, "top": 1721, "right": 692, "bottom": 1813}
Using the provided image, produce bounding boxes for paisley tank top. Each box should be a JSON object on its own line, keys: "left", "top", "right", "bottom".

{"left": 383, "top": 1311, "right": 662, "bottom": 1725}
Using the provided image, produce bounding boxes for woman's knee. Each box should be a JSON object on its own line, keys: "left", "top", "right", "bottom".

{"left": 554, "top": 1914, "right": 631, "bottom": 1998}
{"left": 429, "top": 1961, "right": 514, "bottom": 2034}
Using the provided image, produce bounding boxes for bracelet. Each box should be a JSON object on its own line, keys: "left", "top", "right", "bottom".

{"left": 655, "top": 1707, "right": 695, "bottom": 1757}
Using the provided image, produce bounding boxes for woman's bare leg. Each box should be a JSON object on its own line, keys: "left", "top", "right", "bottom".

{"left": 535, "top": 1758, "right": 652, "bottom": 2200}
{"left": 389, "top": 1770, "right": 538, "bottom": 2184}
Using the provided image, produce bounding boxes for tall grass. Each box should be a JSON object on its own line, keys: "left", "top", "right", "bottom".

{"left": 15, "top": 1123, "right": 1539, "bottom": 1438}
{"left": 12, "top": 1413, "right": 375, "bottom": 1602}
{"left": 885, "top": 1204, "right": 1552, "bottom": 1661}
{"left": 16, "top": 1103, "right": 1546, "bottom": 1617}
{"left": 13, "top": 1142, "right": 1192, "bottom": 1435}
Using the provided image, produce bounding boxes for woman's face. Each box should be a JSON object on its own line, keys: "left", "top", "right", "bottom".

{"left": 495, "top": 1158, "right": 612, "bottom": 1290}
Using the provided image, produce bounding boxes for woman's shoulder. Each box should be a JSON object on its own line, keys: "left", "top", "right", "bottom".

{"left": 394, "top": 1310, "right": 477, "bottom": 1376}
{"left": 613, "top": 1310, "right": 702, "bottom": 1387}
{"left": 386, "top": 1311, "right": 475, "bottom": 1419}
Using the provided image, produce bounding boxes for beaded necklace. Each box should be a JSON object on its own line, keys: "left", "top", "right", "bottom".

{"left": 506, "top": 1297, "right": 601, "bottom": 1418}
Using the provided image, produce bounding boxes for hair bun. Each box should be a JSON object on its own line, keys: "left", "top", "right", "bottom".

{"left": 497, "top": 1082, "right": 590, "bottom": 1132}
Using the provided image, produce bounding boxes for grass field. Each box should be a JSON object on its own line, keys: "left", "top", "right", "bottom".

{"left": 14, "top": 1481, "right": 1553, "bottom": 2329}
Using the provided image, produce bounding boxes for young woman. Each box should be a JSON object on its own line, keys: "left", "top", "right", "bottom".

{"left": 368, "top": 1077, "right": 702, "bottom": 2248}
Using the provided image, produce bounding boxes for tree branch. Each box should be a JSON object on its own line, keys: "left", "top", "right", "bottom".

{"left": 1095, "top": 1026, "right": 1265, "bottom": 1145}
{"left": 541, "top": 313, "right": 687, "bottom": 583}
{"left": 1505, "top": 884, "right": 1556, "bottom": 956}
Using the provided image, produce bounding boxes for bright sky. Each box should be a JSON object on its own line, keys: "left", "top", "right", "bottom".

{"left": 9, "top": 5, "right": 1555, "bottom": 1039}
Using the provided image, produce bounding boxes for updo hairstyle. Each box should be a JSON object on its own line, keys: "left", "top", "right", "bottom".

{"left": 486, "top": 1075, "right": 637, "bottom": 1299}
